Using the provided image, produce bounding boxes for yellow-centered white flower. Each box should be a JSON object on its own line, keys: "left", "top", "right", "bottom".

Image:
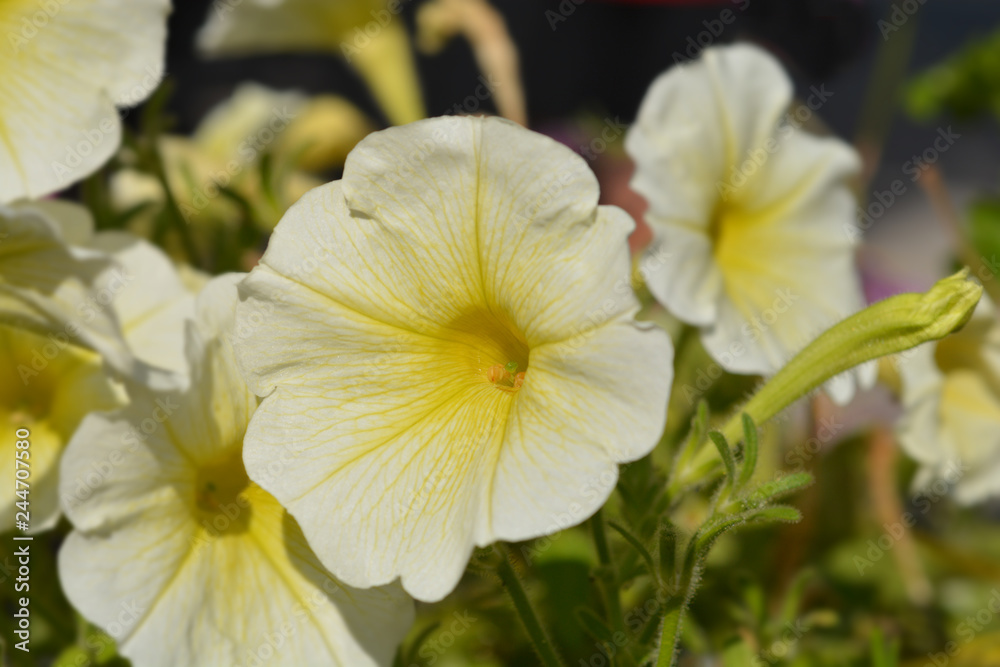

{"left": 58, "top": 275, "right": 413, "bottom": 667}
{"left": 626, "top": 43, "right": 869, "bottom": 402}
{"left": 234, "top": 116, "right": 673, "bottom": 602}
{"left": 898, "top": 298, "right": 1000, "bottom": 505}
{"left": 0, "top": 0, "right": 170, "bottom": 201}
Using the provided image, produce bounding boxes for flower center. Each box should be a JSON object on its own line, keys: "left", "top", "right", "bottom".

{"left": 440, "top": 308, "right": 530, "bottom": 393}
{"left": 193, "top": 448, "right": 253, "bottom": 535}
{"left": 486, "top": 361, "right": 526, "bottom": 392}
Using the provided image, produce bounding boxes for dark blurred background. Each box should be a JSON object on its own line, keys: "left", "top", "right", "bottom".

{"left": 161, "top": 0, "right": 1000, "bottom": 291}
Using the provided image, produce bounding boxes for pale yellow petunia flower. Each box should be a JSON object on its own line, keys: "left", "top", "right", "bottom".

{"left": 626, "top": 43, "right": 871, "bottom": 402}
{"left": 58, "top": 275, "right": 413, "bottom": 667}
{"left": 0, "top": 0, "right": 170, "bottom": 201}
{"left": 197, "top": 0, "right": 425, "bottom": 126}
{"left": 233, "top": 116, "right": 673, "bottom": 602}
{"left": 898, "top": 297, "right": 1000, "bottom": 505}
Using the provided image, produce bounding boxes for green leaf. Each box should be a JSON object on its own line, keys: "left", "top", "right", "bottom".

{"left": 744, "top": 505, "right": 802, "bottom": 526}
{"left": 609, "top": 521, "right": 658, "bottom": 582}
{"left": 575, "top": 606, "right": 616, "bottom": 644}
{"left": 736, "top": 413, "right": 759, "bottom": 490}
{"left": 741, "top": 472, "right": 813, "bottom": 508}
{"left": 689, "top": 400, "right": 709, "bottom": 450}
{"left": 969, "top": 198, "right": 1000, "bottom": 277}
{"left": 708, "top": 432, "right": 736, "bottom": 485}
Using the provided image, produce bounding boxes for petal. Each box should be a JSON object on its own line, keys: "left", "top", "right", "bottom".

{"left": 60, "top": 486, "right": 413, "bottom": 667}
{"left": 243, "top": 379, "right": 511, "bottom": 602}
{"left": 626, "top": 43, "right": 793, "bottom": 227}
{"left": 0, "top": 0, "right": 169, "bottom": 200}
{"left": 90, "top": 232, "right": 195, "bottom": 376}
{"left": 638, "top": 228, "right": 722, "bottom": 327}
{"left": 490, "top": 321, "right": 673, "bottom": 541}
{"left": 240, "top": 117, "right": 635, "bottom": 397}
{"left": 0, "top": 203, "right": 179, "bottom": 388}
{"left": 0, "top": 324, "right": 121, "bottom": 533}
{"left": 703, "top": 130, "right": 863, "bottom": 376}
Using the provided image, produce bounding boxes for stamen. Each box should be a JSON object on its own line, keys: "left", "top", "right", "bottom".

{"left": 486, "top": 363, "right": 526, "bottom": 392}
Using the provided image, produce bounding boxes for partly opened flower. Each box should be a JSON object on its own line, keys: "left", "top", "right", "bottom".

{"left": 0, "top": 323, "right": 122, "bottom": 533}
{"left": 197, "top": 0, "right": 425, "bottom": 126}
{"left": 898, "top": 298, "right": 1000, "bottom": 505}
{"left": 626, "top": 43, "right": 868, "bottom": 401}
{"left": 0, "top": 0, "right": 170, "bottom": 201}
{"left": 234, "top": 116, "right": 673, "bottom": 602}
{"left": 59, "top": 275, "right": 413, "bottom": 667}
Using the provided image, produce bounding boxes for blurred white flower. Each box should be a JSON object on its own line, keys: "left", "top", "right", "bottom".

{"left": 111, "top": 83, "right": 346, "bottom": 233}
{"left": 0, "top": 201, "right": 195, "bottom": 388}
{"left": 0, "top": 0, "right": 170, "bottom": 201}
{"left": 898, "top": 297, "right": 1000, "bottom": 505}
{"left": 0, "top": 323, "right": 123, "bottom": 533}
{"left": 626, "top": 43, "right": 870, "bottom": 403}
{"left": 59, "top": 275, "right": 413, "bottom": 667}
{"left": 197, "top": 0, "right": 424, "bottom": 125}
{"left": 234, "top": 116, "right": 673, "bottom": 602}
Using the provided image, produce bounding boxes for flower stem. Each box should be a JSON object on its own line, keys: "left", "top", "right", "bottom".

{"left": 494, "top": 543, "right": 566, "bottom": 667}
{"left": 591, "top": 509, "right": 626, "bottom": 637}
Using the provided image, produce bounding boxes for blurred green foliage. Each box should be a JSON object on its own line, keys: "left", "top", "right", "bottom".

{"left": 906, "top": 28, "right": 1000, "bottom": 123}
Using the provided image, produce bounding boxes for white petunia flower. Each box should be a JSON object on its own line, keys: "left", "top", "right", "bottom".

{"left": 59, "top": 275, "right": 414, "bottom": 667}
{"left": 898, "top": 297, "right": 1000, "bottom": 505}
{"left": 626, "top": 43, "right": 871, "bottom": 402}
{"left": 233, "top": 116, "right": 673, "bottom": 602}
{"left": 0, "top": 0, "right": 170, "bottom": 201}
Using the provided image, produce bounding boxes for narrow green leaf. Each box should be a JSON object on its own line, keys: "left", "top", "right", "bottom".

{"left": 742, "top": 472, "right": 813, "bottom": 508}
{"left": 609, "top": 521, "right": 658, "bottom": 582}
{"left": 689, "top": 400, "right": 709, "bottom": 450}
{"left": 708, "top": 432, "right": 736, "bottom": 484}
{"left": 575, "top": 607, "right": 616, "bottom": 644}
{"left": 736, "top": 414, "right": 758, "bottom": 490}
{"left": 744, "top": 505, "right": 802, "bottom": 526}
